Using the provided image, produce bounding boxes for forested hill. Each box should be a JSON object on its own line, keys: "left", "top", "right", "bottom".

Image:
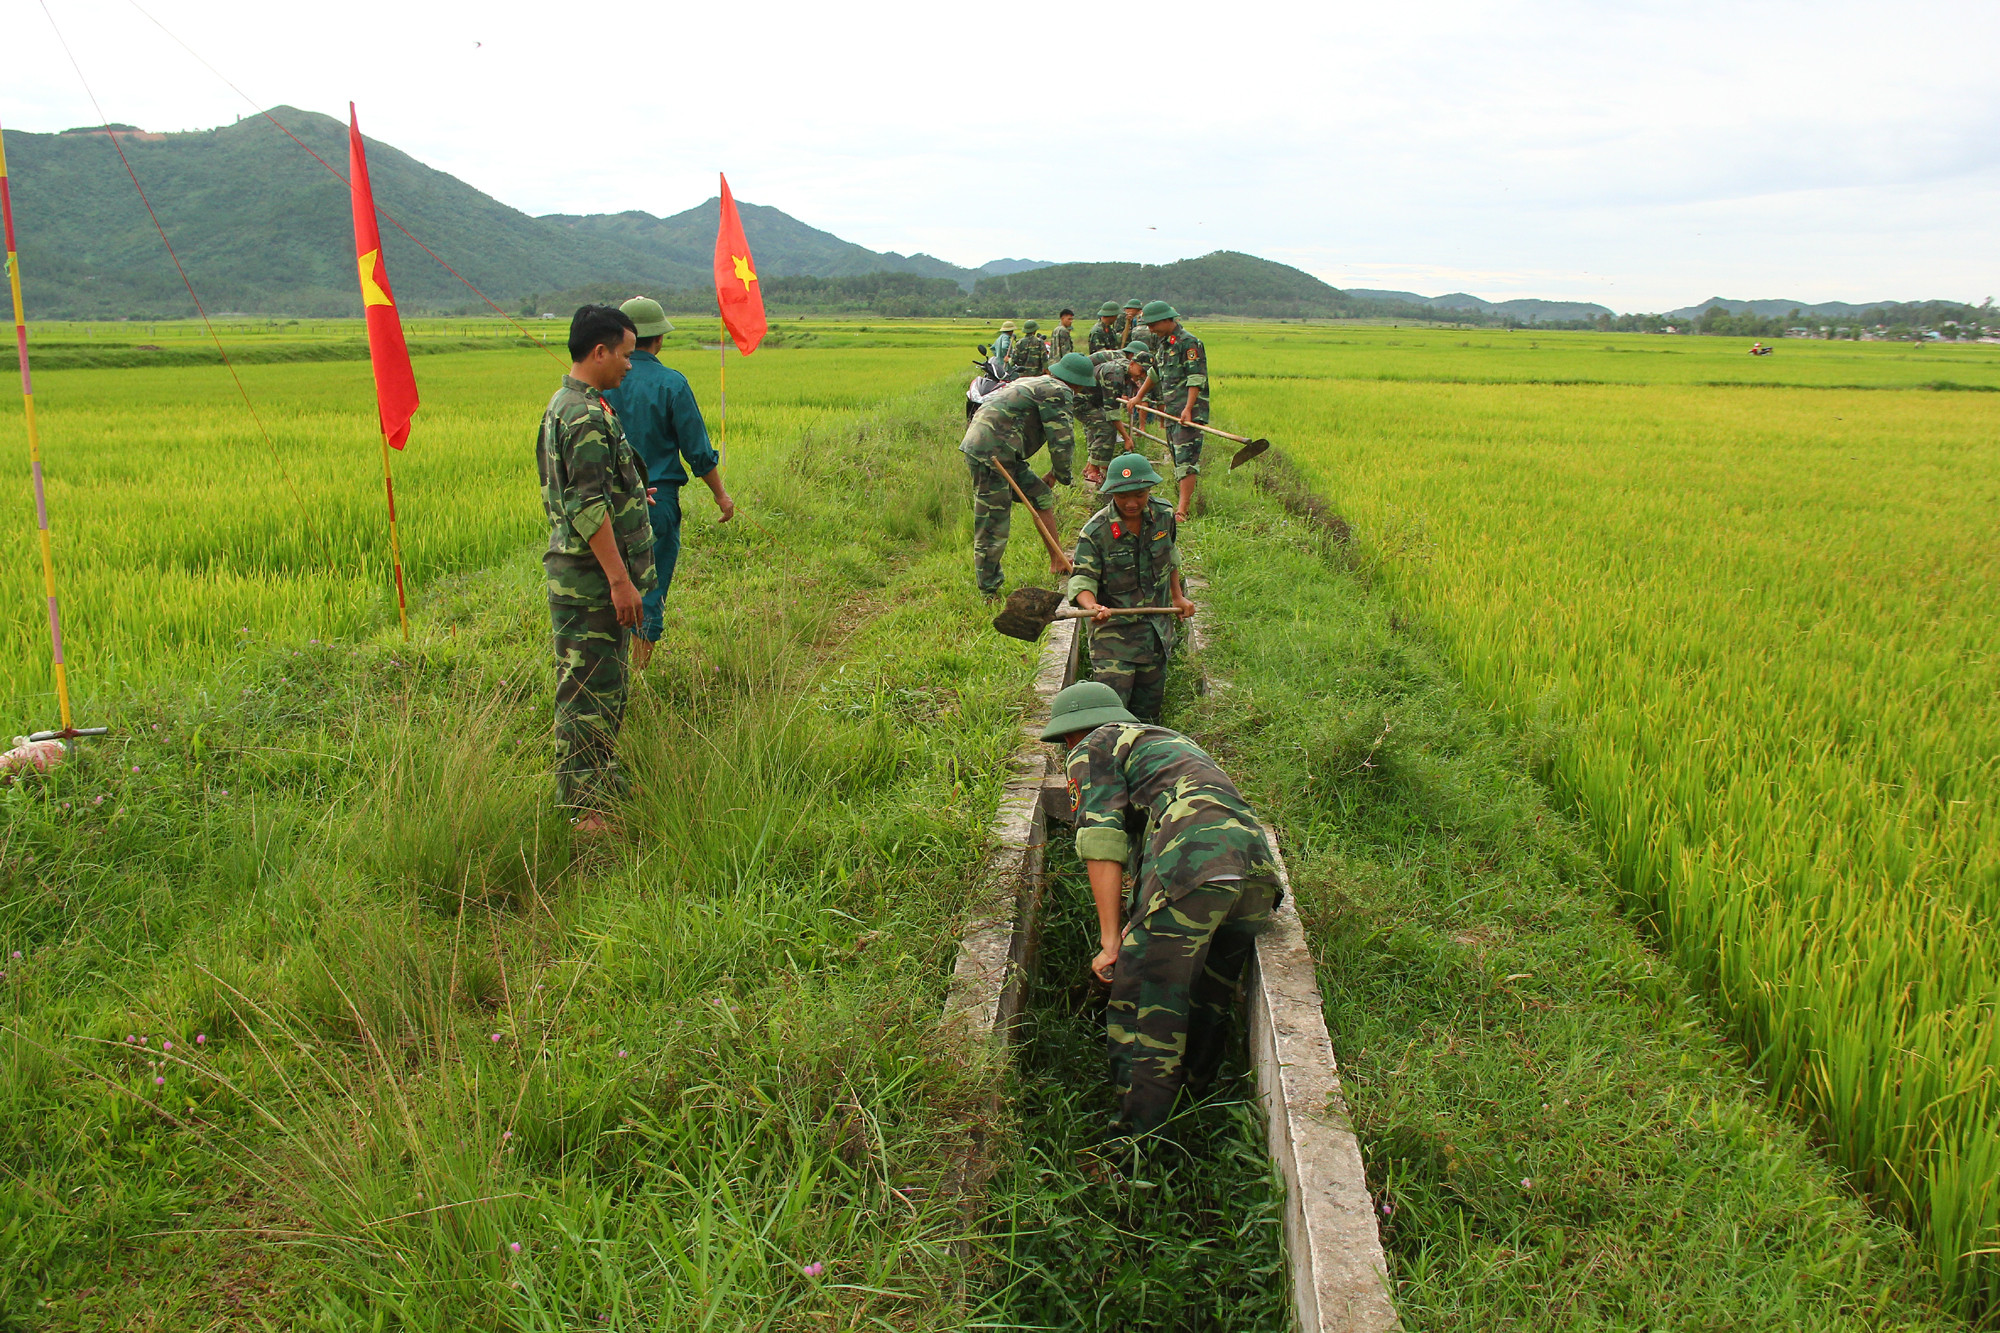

{"left": 969, "top": 253, "right": 1351, "bottom": 319}
{"left": 1, "top": 109, "right": 1049, "bottom": 318}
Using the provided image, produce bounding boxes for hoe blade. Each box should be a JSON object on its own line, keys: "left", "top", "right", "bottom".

{"left": 992, "top": 585, "right": 1065, "bottom": 641}
{"left": 1229, "top": 438, "right": 1271, "bottom": 469}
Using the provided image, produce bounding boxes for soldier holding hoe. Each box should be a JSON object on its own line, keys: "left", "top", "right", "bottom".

{"left": 1042, "top": 679, "right": 1281, "bottom": 1135}
{"left": 1129, "top": 300, "right": 1207, "bottom": 522}
{"left": 1068, "top": 451, "right": 1195, "bottom": 722}
{"left": 1078, "top": 345, "right": 1151, "bottom": 485}
{"left": 960, "top": 351, "right": 1098, "bottom": 597}
{"left": 538, "top": 305, "right": 657, "bottom": 833}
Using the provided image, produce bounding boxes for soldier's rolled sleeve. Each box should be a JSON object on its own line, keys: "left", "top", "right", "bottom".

{"left": 1068, "top": 735, "right": 1131, "bottom": 863}
{"left": 669, "top": 379, "right": 719, "bottom": 479}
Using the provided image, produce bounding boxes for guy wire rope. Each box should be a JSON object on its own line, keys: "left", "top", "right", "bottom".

{"left": 34, "top": 0, "right": 337, "bottom": 575}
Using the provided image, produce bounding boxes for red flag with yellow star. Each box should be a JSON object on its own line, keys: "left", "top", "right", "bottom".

{"left": 348, "top": 105, "right": 419, "bottom": 448}
{"left": 713, "top": 174, "right": 766, "bottom": 356}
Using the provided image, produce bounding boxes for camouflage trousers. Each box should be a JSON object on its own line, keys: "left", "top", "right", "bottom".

{"left": 1108, "top": 876, "right": 1279, "bottom": 1134}
{"left": 1164, "top": 419, "right": 1204, "bottom": 480}
{"left": 967, "top": 453, "right": 1056, "bottom": 594}
{"left": 550, "top": 600, "right": 631, "bottom": 813}
{"left": 1089, "top": 645, "right": 1167, "bottom": 723}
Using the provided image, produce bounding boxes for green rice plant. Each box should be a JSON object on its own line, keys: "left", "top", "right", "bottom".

{"left": 1210, "top": 323, "right": 2000, "bottom": 1314}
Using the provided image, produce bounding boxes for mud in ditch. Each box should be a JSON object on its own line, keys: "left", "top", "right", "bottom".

{"left": 983, "top": 836, "right": 1291, "bottom": 1331}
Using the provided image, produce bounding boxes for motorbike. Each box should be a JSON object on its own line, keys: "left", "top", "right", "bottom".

{"left": 966, "top": 344, "right": 1011, "bottom": 420}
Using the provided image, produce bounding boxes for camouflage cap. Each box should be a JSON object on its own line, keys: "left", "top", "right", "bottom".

{"left": 1099, "top": 451, "right": 1163, "bottom": 495}
{"left": 1023, "top": 319, "right": 1039, "bottom": 333}
{"left": 1040, "top": 680, "right": 1138, "bottom": 742}
{"left": 1122, "top": 297, "right": 1144, "bottom": 311}
{"left": 1141, "top": 300, "right": 1179, "bottom": 323}
{"left": 619, "top": 296, "right": 674, "bottom": 338}
{"left": 1048, "top": 351, "right": 1097, "bottom": 387}
{"left": 1122, "top": 341, "right": 1154, "bottom": 361}
{"left": 1097, "top": 301, "right": 1122, "bottom": 317}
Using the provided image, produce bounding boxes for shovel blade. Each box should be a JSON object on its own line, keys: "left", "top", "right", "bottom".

{"left": 991, "top": 585, "right": 1064, "bottom": 641}
{"left": 1229, "top": 438, "right": 1271, "bottom": 470}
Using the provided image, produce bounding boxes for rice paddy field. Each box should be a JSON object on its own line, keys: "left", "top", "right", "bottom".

{"left": 1202, "top": 323, "right": 1999, "bottom": 1315}
{"left": 2, "top": 315, "right": 1995, "bottom": 1326}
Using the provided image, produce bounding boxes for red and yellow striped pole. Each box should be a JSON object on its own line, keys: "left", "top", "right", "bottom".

{"left": 0, "top": 120, "right": 73, "bottom": 733}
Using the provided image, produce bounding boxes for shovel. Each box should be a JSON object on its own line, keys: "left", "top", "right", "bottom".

{"left": 1121, "top": 399, "right": 1271, "bottom": 468}
{"left": 985, "top": 456, "right": 1072, "bottom": 575}
{"left": 991, "top": 586, "right": 1177, "bottom": 642}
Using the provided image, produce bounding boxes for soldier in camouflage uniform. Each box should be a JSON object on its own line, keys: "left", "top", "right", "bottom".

{"left": 538, "top": 304, "right": 657, "bottom": 830}
{"left": 1113, "top": 297, "right": 1146, "bottom": 350}
{"left": 959, "top": 351, "right": 1096, "bottom": 595}
{"left": 1068, "top": 452, "right": 1194, "bottom": 722}
{"left": 1132, "top": 300, "right": 1207, "bottom": 522}
{"left": 1054, "top": 308, "right": 1077, "bottom": 358}
{"left": 1041, "top": 680, "right": 1281, "bottom": 1135}
{"left": 1077, "top": 347, "right": 1148, "bottom": 483}
{"left": 1006, "top": 319, "right": 1052, "bottom": 378}
{"left": 1087, "top": 301, "right": 1123, "bottom": 354}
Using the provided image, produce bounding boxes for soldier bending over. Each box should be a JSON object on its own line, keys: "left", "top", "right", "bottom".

{"left": 1042, "top": 680, "right": 1282, "bottom": 1135}
{"left": 959, "top": 352, "right": 1096, "bottom": 597}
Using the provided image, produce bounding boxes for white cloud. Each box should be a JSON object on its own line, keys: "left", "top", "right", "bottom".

{"left": 7, "top": 0, "right": 1996, "bottom": 310}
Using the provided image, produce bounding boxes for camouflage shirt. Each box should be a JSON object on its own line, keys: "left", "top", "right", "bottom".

{"left": 1007, "top": 332, "right": 1051, "bottom": 378}
{"left": 1153, "top": 322, "right": 1209, "bottom": 423}
{"left": 1065, "top": 723, "right": 1277, "bottom": 899}
{"left": 538, "top": 375, "right": 657, "bottom": 607}
{"left": 1088, "top": 319, "right": 1123, "bottom": 354}
{"left": 1067, "top": 497, "right": 1179, "bottom": 661}
{"left": 1053, "top": 324, "right": 1076, "bottom": 357}
{"left": 1076, "top": 352, "right": 1138, "bottom": 464}
{"left": 960, "top": 375, "right": 1076, "bottom": 484}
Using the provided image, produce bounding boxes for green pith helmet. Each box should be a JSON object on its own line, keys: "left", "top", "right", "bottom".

{"left": 998, "top": 320, "right": 1017, "bottom": 332}
{"left": 619, "top": 296, "right": 674, "bottom": 338}
{"left": 1023, "top": 319, "right": 1039, "bottom": 333}
{"left": 1040, "top": 680, "right": 1138, "bottom": 742}
{"left": 1100, "top": 452, "right": 1163, "bottom": 495}
{"left": 1141, "top": 300, "right": 1179, "bottom": 324}
{"left": 1097, "top": 301, "right": 1121, "bottom": 317}
{"left": 1122, "top": 341, "right": 1153, "bottom": 359}
{"left": 1049, "top": 352, "right": 1096, "bottom": 387}
{"left": 1121, "top": 297, "right": 1144, "bottom": 312}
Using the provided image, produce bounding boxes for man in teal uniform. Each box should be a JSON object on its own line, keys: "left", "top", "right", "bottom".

{"left": 537, "top": 305, "right": 656, "bottom": 831}
{"left": 608, "top": 297, "right": 736, "bottom": 670}
{"left": 1067, "top": 452, "right": 1194, "bottom": 721}
{"left": 1042, "top": 681, "right": 1281, "bottom": 1134}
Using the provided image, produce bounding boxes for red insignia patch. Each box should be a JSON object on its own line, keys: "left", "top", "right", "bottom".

{"left": 1067, "top": 776, "right": 1080, "bottom": 810}
{"left": 1111, "top": 522, "right": 1123, "bottom": 539}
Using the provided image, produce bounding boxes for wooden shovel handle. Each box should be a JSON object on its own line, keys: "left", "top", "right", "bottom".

{"left": 986, "top": 456, "right": 1073, "bottom": 573}
{"left": 1056, "top": 606, "right": 1178, "bottom": 619}
{"left": 1120, "top": 398, "right": 1254, "bottom": 446}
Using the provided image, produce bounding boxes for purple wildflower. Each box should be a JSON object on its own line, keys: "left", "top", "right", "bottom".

{"left": 196, "top": 1034, "right": 207, "bottom": 1045}
{"left": 801, "top": 1262, "right": 823, "bottom": 1278}
{"left": 508, "top": 1241, "right": 522, "bottom": 1254}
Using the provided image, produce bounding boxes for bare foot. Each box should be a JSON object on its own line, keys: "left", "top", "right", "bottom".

{"left": 571, "top": 812, "right": 615, "bottom": 836}
{"left": 631, "top": 637, "right": 655, "bottom": 671}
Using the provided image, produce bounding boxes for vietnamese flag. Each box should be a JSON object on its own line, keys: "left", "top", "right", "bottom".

{"left": 348, "top": 105, "right": 419, "bottom": 448}
{"left": 713, "top": 174, "right": 766, "bottom": 356}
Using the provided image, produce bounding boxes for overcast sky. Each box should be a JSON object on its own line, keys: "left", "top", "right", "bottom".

{"left": 9, "top": 0, "right": 1997, "bottom": 311}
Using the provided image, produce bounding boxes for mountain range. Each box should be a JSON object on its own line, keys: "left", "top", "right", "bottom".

{"left": 2, "top": 108, "right": 1965, "bottom": 324}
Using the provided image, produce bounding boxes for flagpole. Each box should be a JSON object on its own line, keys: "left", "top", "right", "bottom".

{"left": 378, "top": 432, "right": 409, "bottom": 641}
{"left": 1, "top": 120, "right": 73, "bottom": 732}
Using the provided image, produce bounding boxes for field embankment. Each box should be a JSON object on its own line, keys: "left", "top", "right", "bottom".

{"left": 1211, "top": 324, "right": 1999, "bottom": 1317}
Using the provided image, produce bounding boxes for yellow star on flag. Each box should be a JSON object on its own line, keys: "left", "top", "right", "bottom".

{"left": 731, "top": 253, "right": 758, "bottom": 292}
{"left": 357, "top": 248, "right": 393, "bottom": 308}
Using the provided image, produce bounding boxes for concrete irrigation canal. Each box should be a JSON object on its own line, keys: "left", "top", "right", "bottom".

{"left": 944, "top": 598, "right": 1399, "bottom": 1331}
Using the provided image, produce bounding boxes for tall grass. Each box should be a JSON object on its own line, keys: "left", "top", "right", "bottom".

{"left": 1219, "top": 325, "right": 2000, "bottom": 1313}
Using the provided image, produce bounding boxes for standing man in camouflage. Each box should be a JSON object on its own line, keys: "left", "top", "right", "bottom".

{"left": 960, "top": 351, "right": 1096, "bottom": 597}
{"left": 1114, "top": 297, "right": 1146, "bottom": 349}
{"left": 608, "top": 297, "right": 735, "bottom": 672}
{"left": 1053, "top": 308, "right": 1077, "bottom": 357}
{"left": 1078, "top": 346, "right": 1148, "bottom": 485}
{"left": 1007, "top": 318, "right": 1052, "bottom": 378}
{"left": 538, "top": 305, "right": 656, "bottom": 833}
{"left": 1131, "top": 300, "right": 1207, "bottom": 522}
{"left": 1042, "top": 680, "right": 1281, "bottom": 1135}
{"left": 1087, "top": 301, "right": 1123, "bottom": 353}
{"left": 1068, "top": 451, "right": 1194, "bottom": 721}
